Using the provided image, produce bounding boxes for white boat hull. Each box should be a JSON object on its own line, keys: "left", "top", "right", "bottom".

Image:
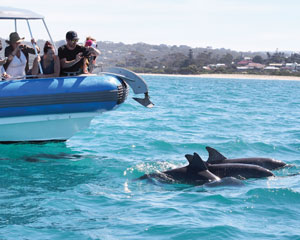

{"left": 0, "top": 112, "right": 98, "bottom": 142}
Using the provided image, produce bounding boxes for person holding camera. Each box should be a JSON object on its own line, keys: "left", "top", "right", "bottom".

{"left": 4, "top": 32, "right": 40, "bottom": 79}
{"left": 58, "top": 31, "right": 99, "bottom": 76}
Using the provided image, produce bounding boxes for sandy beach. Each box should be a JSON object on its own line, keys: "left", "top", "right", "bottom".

{"left": 139, "top": 73, "right": 300, "bottom": 81}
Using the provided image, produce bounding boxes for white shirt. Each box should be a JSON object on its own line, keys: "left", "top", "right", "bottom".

{"left": 6, "top": 51, "right": 27, "bottom": 79}
{"left": 0, "top": 66, "right": 5, "bottom": 75}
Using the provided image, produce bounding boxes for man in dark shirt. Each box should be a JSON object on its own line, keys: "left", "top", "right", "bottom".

{"left": 58, "top": 31, "right": 96, "bottom": 76}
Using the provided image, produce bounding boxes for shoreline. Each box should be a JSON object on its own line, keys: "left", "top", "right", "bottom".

{"left": 139, "top": 73, "right": 300, "bottom": 81}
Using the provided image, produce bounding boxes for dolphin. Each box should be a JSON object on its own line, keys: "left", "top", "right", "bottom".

{"left": 139, "top": 153, "right": 221, "bottom": 185}
{"left": 206, "top": 146, "right": 286, "bottom": 170}
{"left": 185, "top": 153, "right": 274, "bottom": 179}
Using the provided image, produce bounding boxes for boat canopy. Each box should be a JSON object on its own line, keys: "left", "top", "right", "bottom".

{"left": 0, "top": 6, "right": 44, "bottom": 20}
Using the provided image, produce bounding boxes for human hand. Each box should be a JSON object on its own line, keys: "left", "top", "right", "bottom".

{"left": 76, "top": 52, "right": 83, "bottom": 62}
{"left": 2, "top": 72, "right": 10, "bottom": 79}
{"left": 0, "top": 58, "right": 7, "bottom": 65}
{"left": 31, "top": 38, "right": 36, "bottom": 45}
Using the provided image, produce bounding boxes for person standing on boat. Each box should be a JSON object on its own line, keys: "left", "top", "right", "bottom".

{"left": 4, "top": 32, "right": 40, "bottom": 79}
{"left": 58, "top": 31, "right": 98, "bottom": 76}
{"left": 31, "top": 41, "right": 60, "bottom": 78}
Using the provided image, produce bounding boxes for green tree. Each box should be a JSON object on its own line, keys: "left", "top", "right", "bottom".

{"left": 188, "top": 49, "right": 194, "bottom": 62}
{"left": 195, "top": 51, "right": 213, "bottom": 66}
{"left": 219, "top": 53, "right": 234, "bottom": 66}
{"left": 125, "top": 51, "right": 146, "bottom": 67}
{"left": 179, "top": 64, "right": 199, "bottom": 74}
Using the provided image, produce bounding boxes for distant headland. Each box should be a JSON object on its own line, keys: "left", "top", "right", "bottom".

{"left": 1, "top": 38, "right": 299, "bottom": 77}
{"left": 84, "top": 41, "right": 300, "bottom": 78}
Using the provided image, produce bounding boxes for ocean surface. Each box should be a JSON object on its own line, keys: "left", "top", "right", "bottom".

{"left": 0, "top": 75, "right": 299, "bottom": 240}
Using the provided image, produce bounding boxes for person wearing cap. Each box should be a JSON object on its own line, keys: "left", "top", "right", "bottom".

{"left": 4, "top": 32, "right": 40, "bottom": 79}
{"left": 83, "top": 36, "right": 100, "bottom": 73}
{"left": 58, "top": 31, "right": 99, "bottom": 76}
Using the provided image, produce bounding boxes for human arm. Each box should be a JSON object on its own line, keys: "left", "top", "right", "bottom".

{"left": 52, "top": 55, "right": 60, "bottom": 77}
{"left": 31, "top": 55, "right": 40, "bottom": 76}
{"left": 31, "top": 38, "right": 40, "bottom": 53}
{"left": 0, "top": 66, "right": 10, "bottom": 80}
{"left": 37, "top": 55, "right": 60, "bottom": 78}
{"left": 87, "top": 46, "right": 100, "bottom": 56}
{"left": 6, "top": 45, "right": 20, "bottom": 61}
{"left": 4, "top": 46, "right": 18, "bottom": 70}
{"left": 60, "top": 52, "right": 83, "bottom": 69}
{"left": 23, "top": 39, "right": 40, "bottom": 55}
{"left": 0, "top": 58, "right": 7, "bottom": 66}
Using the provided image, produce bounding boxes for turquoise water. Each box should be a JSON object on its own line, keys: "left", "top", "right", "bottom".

{"left": 0, "top": 75, "right": 300, "bottom": 240}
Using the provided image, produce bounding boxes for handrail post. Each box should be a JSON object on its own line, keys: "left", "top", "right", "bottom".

{"left": 26, "top": 19, "right": 43, "bottom": 74}
{"left": 42, "top": 19, "right": 56, "bottom": 53}
{"left": 14, "top": 19, "right": 17, "bottom": 32}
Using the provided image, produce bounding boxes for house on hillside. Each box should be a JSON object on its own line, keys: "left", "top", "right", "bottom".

{"left": 248, "top": 62, "right": 265, "bottom": 69}
{"left": 269, "top": 63, "right": 284, "bottom": 68}
{"left": 283, "top": 63, "right": 298, "bottom": 71}
{"left": 237, "top": 62, "right": 264, "bottom": 71}
{"left": 264, "top": 66, "right": 280, "bottom": 70}
{"left": 208, "top": 63, "right": 227, "bottom": 69}
{"left": 237, "top": 60, "right": 252, "bottom": 66}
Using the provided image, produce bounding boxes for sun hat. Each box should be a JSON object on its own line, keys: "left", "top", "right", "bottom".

{"left": 5, "top": 32, "right": 25, "bottom": 44}
{"left": 66, "top": 31, "right": 79, "bottom": 41}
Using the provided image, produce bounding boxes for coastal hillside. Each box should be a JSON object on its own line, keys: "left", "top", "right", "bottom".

{"left": 1, "top": 38, "right": 299, "bottom": 76}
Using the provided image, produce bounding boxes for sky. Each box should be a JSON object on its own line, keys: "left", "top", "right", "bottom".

{"left": 1, "top": 0, "right": 300, "bottom": 52}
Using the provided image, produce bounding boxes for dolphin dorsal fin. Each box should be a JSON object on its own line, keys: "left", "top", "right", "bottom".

{"left": 206, "top": 146, "right": 227, "bottom": 163}
{"left": 185, "top": 152, "right": 208, "bottom": 171}
{"left": 185, "top": 154, "right": 194, "bottom": 165}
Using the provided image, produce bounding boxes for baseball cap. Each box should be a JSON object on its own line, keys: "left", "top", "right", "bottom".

{"left": 85, "top": 40, "right": 93, "bottom": 47}
{"left": 66, "top": 31, "right": 79, "bottom": 41}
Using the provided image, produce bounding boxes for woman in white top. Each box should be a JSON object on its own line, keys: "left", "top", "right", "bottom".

{"left": 4, "top": 32, "right": 40, "bottom": 79}
{"left": 6, "top": 49, "right": 27, "bottom": 79}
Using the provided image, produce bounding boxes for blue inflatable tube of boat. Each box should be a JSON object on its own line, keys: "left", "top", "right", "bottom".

{"left": 0, "top": 75, "right": 128, "bottom": 118}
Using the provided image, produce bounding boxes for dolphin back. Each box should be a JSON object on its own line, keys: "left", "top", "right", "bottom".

{"left": 206, "top": 146, "right": 286, "bottom": 170}
{"left": 208, "top": 163, "right": 274, "bottom": 179}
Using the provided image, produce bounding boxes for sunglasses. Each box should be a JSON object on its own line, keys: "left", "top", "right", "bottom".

{"left": 70, "top": 39, "right": 78, "bottom": 43}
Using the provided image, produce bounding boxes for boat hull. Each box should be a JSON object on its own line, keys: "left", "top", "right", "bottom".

{"left": 0, "top": 75, "right": 128, "bottom": 142}
{"left": 0, "top": 113, "right": 96, "bottom": 142}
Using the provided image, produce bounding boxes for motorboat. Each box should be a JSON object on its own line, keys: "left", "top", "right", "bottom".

{"left": 0, "top": 7, "right": 153, "bottom": 143}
